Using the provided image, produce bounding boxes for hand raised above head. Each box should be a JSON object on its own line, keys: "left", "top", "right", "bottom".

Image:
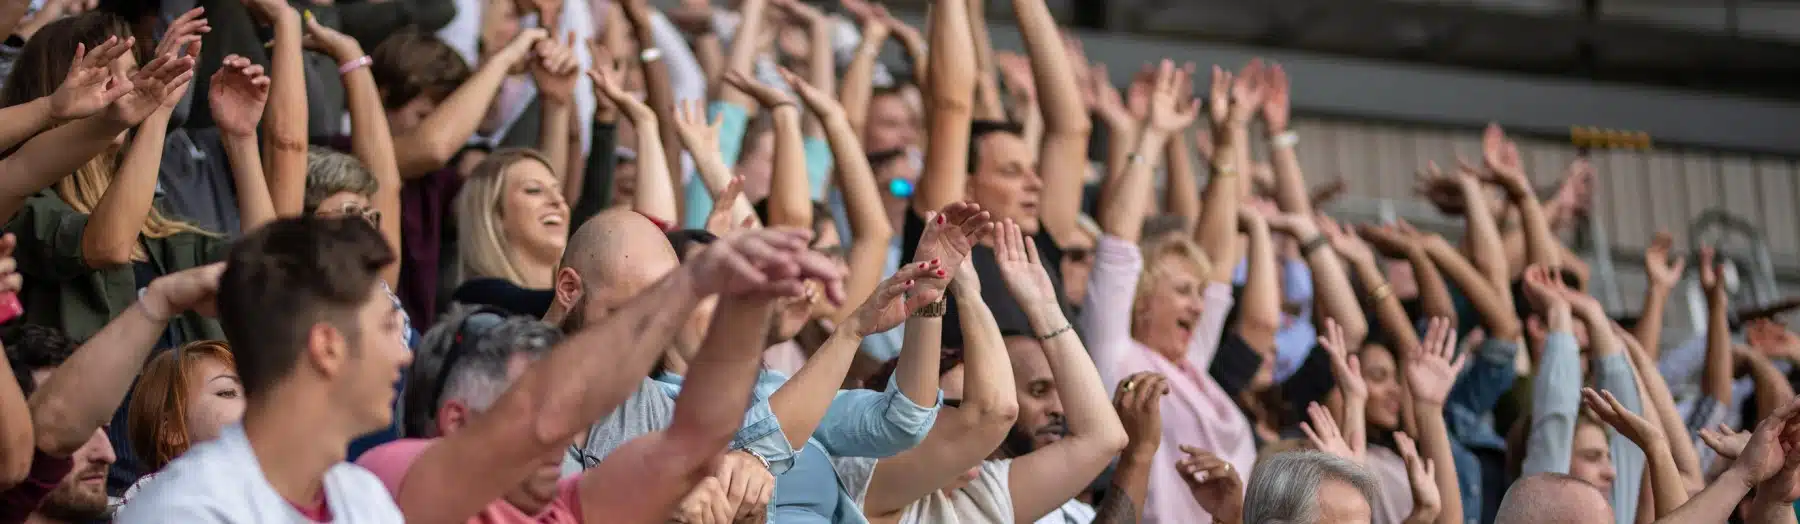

{"left": 687, "top": 227, "right": 845, "bottom": 304}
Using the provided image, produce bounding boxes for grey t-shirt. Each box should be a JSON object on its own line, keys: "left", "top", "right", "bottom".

{"left": 561, "top": 377, "right": 676, "bottom": 475}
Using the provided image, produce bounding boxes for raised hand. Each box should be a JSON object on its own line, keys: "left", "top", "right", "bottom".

{"left": 911, "top": 201, "right": 993, "bottom": 290}
{"left": 0, "top": 234, "right": 23, "bottom": 297}
{"left": 531, "top": 33, "right": 582, "bottom": 105}
{"left": 1520, "top": 264, "right": 1569, "bottom": 315}
{"left": 776, "top": 67, "right": 842, "bottom": 119}
{"left": 300, "top": 9, "right": 363, "bottom": 62}
{"left": 1747, "top": 319, "right": 1800, "bottom": 363}
{"left": 1144, "top": 60, "right": 1200, "bottom": 134}
{"left": 208, "top": 55, "right": 271, "bottom": 138}
{"left": 1205, "top": 66, "right": 1232, "bottom": 131}
{"left": 1728, "top": 396, "right": 1800, "bottom": 486}
{"left": 1480, "top": 123, "right": 1528, "bottom": 187}
{"left": 1115, "top": 372, "right": 1168, "bottom": 455}
{"left": 1582, "top": 387, "right": 1662, "bottom": 449}
{"left": 495, "top": 27, "right": 552, "bottom": 69}
{"left": 687, "top": 228, "right": 846, "bottom": 304}
{"left": 1394, "top": 432, "right": 1441, "bottom": 522}
{"left": 705, "top": 176, "right": 746, "bottom": 235}
{"left": 992, "top": 219, "right": 1057, "bottom": 307}
{"left": 588, "top": 61, "right": 653, "bottom": 123}
{"left": 144, "top": 262, "right": 225, "bottom": 320}
{"left": 1260, "top": 62, "right": 1290, "bottom": 132}
{"left": 105, "top": 53, "right": 196, "bottom": 126}
{"left": 1315, "top": 214, "right": 1373, "bottom": 265}
{"left": 1356, "top": 222, "right": 1420, "bottom": 259}
{"left": 1405, "top": 317, "right": 1466, "bottom": 407}
{"left": 1226, "top": 58, "right": 1267, "bottom": 126}
{"left": 1699, "top": 423, "right": 1750, "bottom": 460}
{"left": 236, "top": 0, "right": 294, "bottom": 25}
{"left": 48, "top": 36, "right": 135, "bottom": 121}
{"left": 1413, "top": 161, "right": 1468, "bottom": 216}
{"left": 724, "top": 71, "right": 793, "bottom": 109}
{"left": 1698, "top": 247, "right": 1724, "bottom": 297}
{"left": 1300, "top": 401, "right": 1359, "bottom": 462}
{"left": 995, "top": 51, "right": 1036, "bottom": 104}
{"left": 1176, "top": 446, "right": 1244, "bottom": 523}
{"left": 771, "top": 0, "right": 826, "bottom": 27}
{"left": 844, "top": 260, "right": 946, "bottom": 337}
{"left": 1088, "top": 63, "right": 1130, "bottom": 125}
{"left": 1318, "top": 319, "right": 1365, "bottom": 402}
{"left": 672, "top": 99, "right": 722, "bottom": 153}
{"left": 157, "top": 7, "right": 208, "bottom": 60}
{"left": 1644, "top": 231, "right": 1686, "bottom": 291}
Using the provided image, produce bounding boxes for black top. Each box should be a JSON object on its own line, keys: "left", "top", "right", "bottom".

{"left": 900, "top": 209, "right": 1070, "bottom": 349}
{"left": 451, "top": 278, "right": 555, "bottom": 319}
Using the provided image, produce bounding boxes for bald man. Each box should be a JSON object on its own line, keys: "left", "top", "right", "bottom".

{"left": 548, "top": 211, "right": 795, "bottom": 520}
{"left": 1496, "top": 473, "right": 1613, "bottom": 524}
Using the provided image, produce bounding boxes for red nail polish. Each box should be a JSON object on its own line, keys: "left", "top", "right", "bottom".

{"left": 931, "top": 258, "right": 939, "bottom": 265}
{"left": 936, "top": 215, "right": 945, "bottom": 224}
{"left": 936, "top": 270, "right": 946, "bottom": 277}
{"left": 906, "top": 280, "right": 914, "bottom": 286}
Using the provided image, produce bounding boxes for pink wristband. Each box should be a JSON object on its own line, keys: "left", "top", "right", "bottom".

{"left": 338, "top": 55, "right": 373, "bottom": 75}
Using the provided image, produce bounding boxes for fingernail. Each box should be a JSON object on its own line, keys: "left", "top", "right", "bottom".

{"left": 935, "top": 215, "right": 945, "bottom": 224}
{"left": 936, "top": 270, "right": 945, "bottom": 277}
{"left": 906, "top": 280, "right": 914, "bottom": 286}
{"left": 931, "top": 258, "right": 939, "bottom": 265}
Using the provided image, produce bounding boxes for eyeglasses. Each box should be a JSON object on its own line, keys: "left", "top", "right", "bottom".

{"left": 428, "top": 307, "right": 508, "bottom": 416}
{"left": 329, "top": 202, "right": 382, "bottom": 228}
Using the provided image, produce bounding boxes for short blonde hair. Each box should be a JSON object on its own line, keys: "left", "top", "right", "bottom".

{"left": 1131, "top": 235, "right": 1215, "bottom": 330}
{"left": 453, "top": 148, "right": 558, "bottom": 285}
{"left": 303, "top": 147, "right": 378, "bottom": 214}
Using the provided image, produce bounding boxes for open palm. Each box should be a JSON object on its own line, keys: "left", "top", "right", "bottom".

{"left": 49, "top": 37, "right": 135, "bottom": 120}
{"left": 912, "top": 202, "right": 992, "bottom": 293}
{"left": 1406, "top": 317, "right": 1465, "bottom": 406}
{"left": 992, "top": 219, "right": 1055, "bottom": 306}
{"left": 105, "top": 54, "right": 194, "bottom": 126}
{"left": 208, "top": 55, "right": 269, "bottom": 138}
{"left": 848, "top": 261, "right": 945, "bottom": 337}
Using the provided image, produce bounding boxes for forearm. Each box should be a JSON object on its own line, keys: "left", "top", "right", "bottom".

{"left": 694, "top": 34, "right": 724, "bottom": 89}
{"left": 341, "top": 57, "right": 405, "bottom": 285}
{"left": 914, "top": 0, "right": 976, "bottom": 213}
{"left": 628, "top": 121, "right": 679, "bottom": 224}
{"left": 1411, "top": 253, "right": 1456, "bottom": 323}
{"left": 956, "top": 281, "right": 1017, "bottom": 414}
{"left": 31, "top": 302, "right": 166, "bottom": 455}
{"left": 713, "top": 0, "right": 767, "bottom": 108}
{"left": 0, "top": 98, "right": 60, "bottom": 152}
{"left": 0, "top": 0, "right": 27, "bottom": 43}
{"left": 1458, "top": 177, "right": 1510, "bottom": 291}
{"left": 1097, "top": 129, "right": 1166, "bottom": 242}
{"left": 1423, "top": 241, "right": 1520, "bottom": 340}
{"left": 1654, "top": 468, "right": 1753, "bottom": 523}
{"left": 1163, "top": 129, "right": 1200, "bottom": 228}
{"left": 967, "top": 0, "right": 1005, "bottom": 122}
{"left": 1634, "top": 286, "right": 1672, "bottom": 361}
{"left": 1703, "top": 291, "right": 1732, "bottom": 401}
{"left": 1012, "top": 0, "right": 1088, "bottom": 238}
{"left": 1237, "top": 221, "right": 1281, "bottom": 352}
{"left": 1622, "top": 334, "right": 1703, "bottom": 490}
{"left": 1193, "top": 129, "right": 1243, "bottom": 283}
{"left": 1742, "top": 352, "right": 1795, "bottom": 421}
{"left": 1305, "top": 243, "right": 1369, "bottom": 347}
{"left": 538, "top": 101, "right": 573, "bottom": 179}
{"left": 1499, "top": 179, "right": 1559, "bottom": 269}
{"left": 628, "top": 12, "right": 685, "bottom": 185}
{"left": 770, "top": 329, "right": 868, "bottom": 449}
{"left": 802, "top": 26, "right": 834, "bottom": 138}
{"left": 1039, "top": 305, "right": 1123, "bottom": 447}
{"left": 669, "top": 300, "right": 776, "bottom": 447}
{"left": 0, "top": 359, "right": 30, "bottom": 488}
{"left": 395, "top": 58, "right": 513, "bottom": 178}
{"left": 222, "top": 135, "right": 277, "bottom": 232}
{"left": 1266, "top": 134, "right": 1312, "bottom": 216}
{"left": 83, "top": 111, "right": 172, "bottom": 266}
{"left": 840, "top": 24, "right": 887, "bottom": 135}
{"left": 825, "top": 117, "right": 891, "bottom": 322}
{"left": 1523, "top": 328, "right": 1580, "bottom": 475}
{"left": 1743, "top": 489, "right": 1797, "bottom": 524}
{"left": 766, "top": 107, "right": 810, "bottom": 228}
{"left": 263, "top": 10, "right": 309, "bottom": 216}
{"left": 1643, "top": 438, "right": 1685, "bottom": 518}
{"left": 1413, "top": 410, "right": 1464, "bottom": 524}
{"left": 0, "top": 116, "right": 130, "bottom": 222}
{"left": 1351, "top": 256, "right": 1419, "bottom": 351}
{"left": 1094, "top": 452, "right": 1152, "bottom": 524}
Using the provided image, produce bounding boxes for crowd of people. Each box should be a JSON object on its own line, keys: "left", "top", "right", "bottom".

{"left": 0, "top": 0, "right": 1794, "bottom": 522}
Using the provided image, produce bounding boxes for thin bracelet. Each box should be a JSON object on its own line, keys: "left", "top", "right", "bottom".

{"left": 1037, "top": 323, "right": 1074, "bottom": 341}
{"left": 1370, "top": 283, "right": 1393, "bottom": 302}
{"left": 639, "top": 47, "right": 664, "bottom": 63}
{"left": 1299, "top": 234, "right": 1329, "bottom": 257}
{"left": 1212, "top": 165, "right": 1239, "bottom": 178}
{"left": 338, "top": 55, "right": 373, "bottom": 75}
{"left": 1272, "top": 131, "right": 1299, "bottom": 148}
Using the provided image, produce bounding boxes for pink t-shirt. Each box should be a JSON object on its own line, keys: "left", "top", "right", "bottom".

{"left": 355, "top": 438, "right": 584, "bottom": 523}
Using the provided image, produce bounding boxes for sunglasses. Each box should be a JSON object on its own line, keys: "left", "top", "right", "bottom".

{"left": 428, "top": 308, "right": 509, "bottom": 415}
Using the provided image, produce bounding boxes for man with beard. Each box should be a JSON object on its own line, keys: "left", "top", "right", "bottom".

{"left": 0, "top": 263, "right": 227, "bottom": 523}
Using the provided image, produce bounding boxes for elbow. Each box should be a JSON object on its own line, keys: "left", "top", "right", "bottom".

{"left": 80, "top": 238, "right": 133, "bottom": 269}
{"left": 967, "top": 397, "right": 1020, "bottom": 433}
{"left": 29, "top": 400, "right": 84, "bottom": 457}
{"left": 0, "top": 434, "right": 30, "bottom": 490}
{"left": 1338, "top": 316, "right": 1371, "bottom": 348}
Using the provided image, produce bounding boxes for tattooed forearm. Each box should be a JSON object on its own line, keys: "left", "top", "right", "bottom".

{"left": 1092, "top": 484, "right": 1140, "bottom": 524}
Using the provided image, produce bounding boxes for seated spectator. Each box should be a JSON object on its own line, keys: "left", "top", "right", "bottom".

{"left": 121, "top": 340, "right": 244, "bottom": 503}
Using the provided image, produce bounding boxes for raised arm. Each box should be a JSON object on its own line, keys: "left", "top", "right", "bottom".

{"left": 81, "top": 37, "right": 199, "bottom": 268}
{"left": 1194, "top": 63, "right": 1261, "bottom": 284}
{"left": 392, "top": 29, "right": 548, "bottom": 179}
{"left": 1259, "top": 63, "right": 1315, "bottom": 220}
{"left": 619, "top": 0, "right": 685, "bottom": 185}
{"left": 578, "top": 294, "right": 778, "bottom": 524}
{"left": 995, "top": 220, "right": 1129, "bottom": 522}
{"left": 1318, "top": 319, "right": 1367, "bottom": 458}
{"left": 670, "top": 100, "right": 757, "bottom": 228}
{"left": 530, "top": 34, "right": 581, "bottom": 182}
{"left": 0, "top": 38, "right": 143, "bottom": 222}
{"left": 1698, "top": 248, "right": 1733, "bottom": 406}
{"left": 206, "top": 55, "right": 277, "bottom": 232}
{"left": 1361, "top": 222, "right": 1455, "bottom": 324}
{"left": 396, "top": 227, "right": 842, "bottom": 524}
{"left": 1097, "top": 372, "right": 1164, "bottom": 524}
{"left": 1011, "top": 0, "right": 1090, "bottom": 243}
{"left": 306, "top": 17, "right": 400, "bottom": 284}
{"left": 1635, "top": 232, "right": 1685, "bottom": 360}
{"left": 726, "top": 71, "right": 809, "bottom": 228}
{"left": 1098, "top": 61, "right": 1192, "bottom": 243}
{"left": 911, "top": 0, "right": 976, "bottom": 213}
{"left": 1618, "top": 325, "right": 1704, "bottom": 495}
{"left": 1268, "top": 212, "right": 1367, "bottom": 348}
{"left": 1654, "top": 397, "right": 1800, "bottom": 524}
{"left": 31, "top": 264, "right": 223, "bottom": 457}
{"left": 0, "top": 37, "right": 130, "bottom": 152}
{"left": 236, "top": 1, "right": 306, "bottom": 217}
{"left": 1480, "top": 124, "right": 1560, "bottom": 270}
{"left": 1323, "top": 216, "right": 1418, "bottom": 353}
{"left": 784, "top": 69, "right": 893, "bottom": 317}
{"left": 1405, "top": 318, "right": 1468, "bottom": 524}
{"left": 1518, "top": 265, "right": 1579, "bottom": 476}
{"left": 710, "top": 0, "right": 767, "bottom": 109}
{"left": 863, "top": 249, "right": 1017, "bottom": 518}
{"left": 1236, "top": 209, "right": 1282, "bottom": 353}
{"left": 591, "top": 63, "right": 677, "bottom": 225}
{"left": 838, "top": 0, "right": 889, "bottom": 136}
{"left": 1584, "top": 387, "right": 1686, "bottom": 518}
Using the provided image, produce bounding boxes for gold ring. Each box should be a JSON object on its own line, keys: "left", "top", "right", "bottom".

{"left": 1123, "top": 380, "right": 1136, "bottom": 393}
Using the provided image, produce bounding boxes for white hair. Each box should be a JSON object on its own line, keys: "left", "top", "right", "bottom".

{"left": 1244, "top": 451, "right": 1380, "bottom": 524}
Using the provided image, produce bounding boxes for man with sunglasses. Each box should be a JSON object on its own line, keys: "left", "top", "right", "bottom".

{"left": 357, "top": 209, "right": 842, "bottom": 523}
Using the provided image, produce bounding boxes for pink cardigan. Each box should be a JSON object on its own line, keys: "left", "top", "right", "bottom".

{"left": 1081, "top": 235, "right": 1256, "bottom": 524}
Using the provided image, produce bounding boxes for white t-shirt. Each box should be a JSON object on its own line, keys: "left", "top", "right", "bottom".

{"left": 838, "top": 457, "right": 1016, "bottom": 524}
{"left": 115, "top": 425, "right": 403, "bottom": 523}
{"left": 1033, "top": 499, "right": 1096, "bottom": 524}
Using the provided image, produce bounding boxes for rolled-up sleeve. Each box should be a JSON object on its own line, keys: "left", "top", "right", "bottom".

{"left": 1522, "top": 331, "right": 1582, "bottom": 476}
{"left": 812, "top": 387, "right": 942, "bottom": 459}
{"left": 659, "top": 373, "right": 800, "bottom": 474}
{"left": 1082, "top": 235, "right": 1142, "bottom": 387}
{"left": 8, "top": 194, "right": 94, "bottom": 282}
{"left": 1595, "top": 352, "right": 1645, "bottom": 524}
{"left": 1447, "top": 337, "right": 1521, "bottom": 450}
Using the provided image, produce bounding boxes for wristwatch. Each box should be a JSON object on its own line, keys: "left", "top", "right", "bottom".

{"left": 912, "top": 298, "right": 948, "bottom": 318}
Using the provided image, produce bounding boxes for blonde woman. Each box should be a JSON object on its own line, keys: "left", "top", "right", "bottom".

{"left": 452, "top": 148, "right": 572, "bottom": 292}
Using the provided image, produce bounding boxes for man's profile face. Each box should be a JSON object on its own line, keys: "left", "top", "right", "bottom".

{"left": 39, "top": 429, "right": 115, "bottom": 522}
{"left": 345, "top": 282, "right": 414, "bottom": 434}
{"left": 1006, "top": 337, "right": 1065, "bottom": 451}
{"left": 967, "top": 133, "right": 1044, "bottom": 234}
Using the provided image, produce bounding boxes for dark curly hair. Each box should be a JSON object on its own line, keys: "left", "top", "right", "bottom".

{"left": 3, "top": 324, "right": 80, "bottom": 397}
